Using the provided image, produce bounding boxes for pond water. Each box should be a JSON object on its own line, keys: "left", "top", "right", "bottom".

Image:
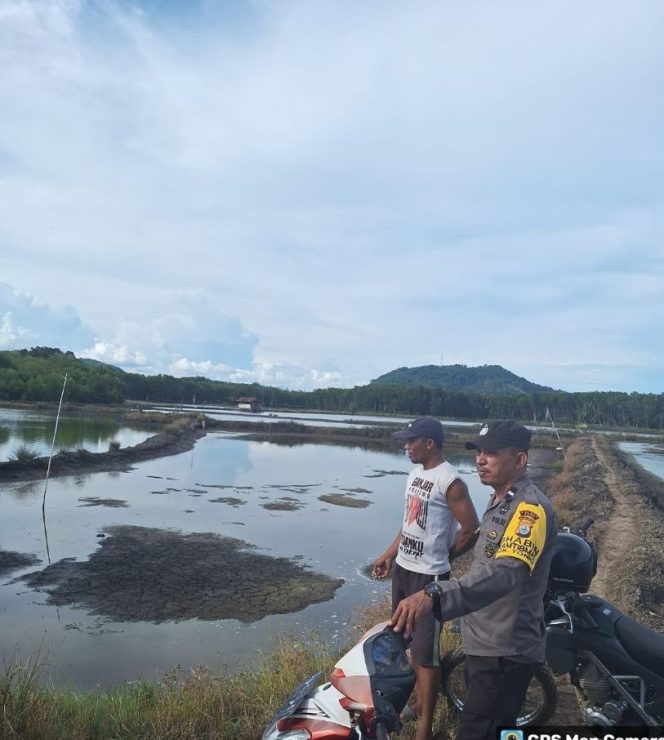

{"left": 618, "top": 441, "right": 664, "bottom": 482}
{"left": 0, "top": 408, "right": 152, "bottom": 462}
{"left": 0, "top": 430, "right": 490, "bottom": 690}
{"left": 149, "top": 404, "right": 480, "bottom": 429}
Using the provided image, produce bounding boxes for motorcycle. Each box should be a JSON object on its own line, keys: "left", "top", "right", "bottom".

{"left": 268, "top": 517, "right": 664, "bottom": 736}
{"left": 441, "top": 517, "right": 664, "bottom": 728}
{"left": 545, "top": 518, "right": 664, "bottom": 727}
{"left": 262, "top": 621, "right": 415, "bottom": 740}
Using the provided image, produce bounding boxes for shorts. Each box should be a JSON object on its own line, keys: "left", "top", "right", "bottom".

{"left": 391, "top": 562, "right": 450, "bottom": 668}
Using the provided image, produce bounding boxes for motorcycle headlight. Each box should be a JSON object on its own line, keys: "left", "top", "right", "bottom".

{"left": 261, "top": 721, "right": 311, "bottom": 740}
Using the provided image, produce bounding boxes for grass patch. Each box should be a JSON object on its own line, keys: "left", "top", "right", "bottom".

{"left": 0, "top": 600, "right": 460, "bottom": 740}
{"left": 0, "top": 639, "right": 332, "bottom": 740}
{"left": 9, "top": 444, "right": 39, "bottom": 463}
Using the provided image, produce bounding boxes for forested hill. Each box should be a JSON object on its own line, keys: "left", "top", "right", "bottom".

{"left": 1, "top": 347, "right": 663, "bottom": 430}
{"left": 371, "top": 364, "right": 554, "bottom": 395}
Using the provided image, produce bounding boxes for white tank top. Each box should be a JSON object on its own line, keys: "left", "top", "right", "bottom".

{"left": 395, "top": 460, "right": 459, "bottom": 575}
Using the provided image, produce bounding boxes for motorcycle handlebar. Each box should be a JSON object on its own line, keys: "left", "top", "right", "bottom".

{"left": 573, "top": 517, "right": 594, "bottom": 537}
{"left": 578, "top": 516, "right": 595, "bottom": 537}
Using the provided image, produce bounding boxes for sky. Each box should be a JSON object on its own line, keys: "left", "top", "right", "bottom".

{"left": 1, "top": 0, "right": 663, "bottom": 393}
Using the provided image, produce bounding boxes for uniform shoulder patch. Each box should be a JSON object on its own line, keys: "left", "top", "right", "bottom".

{"left": 496, "top": 502, "right": 547, "bottom": 570}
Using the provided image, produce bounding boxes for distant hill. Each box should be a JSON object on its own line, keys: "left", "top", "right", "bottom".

{"left": 79, "top": 358, "right": 123, "bottom": 372}
{"left": 370, "top": 364, "right": 555, "bottom": 395}
{"left": 2, "top": 348, "right": 661, "bottom": 430}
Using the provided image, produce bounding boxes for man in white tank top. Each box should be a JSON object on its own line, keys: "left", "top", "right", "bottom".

{"left": 372, "top": 416, "right": 479, "bottom": 740}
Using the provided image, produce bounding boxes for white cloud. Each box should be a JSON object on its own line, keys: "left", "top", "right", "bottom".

{"left": 0, "top": 283, "right": 94, "bottom": 351}
{"left": 0, "top": 1, "right": 663, "bottom": 392}
{"left": 80, "top": 341, "right": 147, "bottom": 368}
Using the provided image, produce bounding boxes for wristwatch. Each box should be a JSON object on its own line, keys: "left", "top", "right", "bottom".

{"left": 423, "top": 581, "right": 443, "bottom": 599}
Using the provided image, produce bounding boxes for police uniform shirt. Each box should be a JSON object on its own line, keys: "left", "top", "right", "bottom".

{"left": 434, "top": 475, "right": 558, "bottom": 663}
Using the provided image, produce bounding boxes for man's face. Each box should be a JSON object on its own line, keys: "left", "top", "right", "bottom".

{"left": 474, "top": 447, "right": 524, "bottom": 488}
{"left": 404, "top": 436, "right": 434, "bottom": 465}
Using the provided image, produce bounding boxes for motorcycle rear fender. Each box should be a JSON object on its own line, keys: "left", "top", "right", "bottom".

{"left": 545, "top": 624, "right": 577, "bottom": 674}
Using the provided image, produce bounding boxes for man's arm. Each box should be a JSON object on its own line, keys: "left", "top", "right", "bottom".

{"left": 390, "top": 558, "right": 529, "bottom": 636}
{"left": 446, "top": 479, "right": 479, "bottom": 562}
{"left": 372, "top": 529, "right": 402, "bottom": 579}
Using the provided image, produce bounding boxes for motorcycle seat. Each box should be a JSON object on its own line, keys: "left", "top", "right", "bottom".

{"left": 615, "top": 612, "right": 664, "bottom": 679}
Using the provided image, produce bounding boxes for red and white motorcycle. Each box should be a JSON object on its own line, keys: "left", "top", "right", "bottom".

{"left": 262, "top": 622, "right": 416, "bottom": 740}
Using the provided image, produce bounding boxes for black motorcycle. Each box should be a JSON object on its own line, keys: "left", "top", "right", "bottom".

{"left": 441, "top": 518, "right": 664, "bottom": 727}
{"left": 545, "top": 518, "right": 664, "bottom": 726}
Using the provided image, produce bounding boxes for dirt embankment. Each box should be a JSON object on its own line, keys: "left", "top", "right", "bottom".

{"left": 532, "top": 434, "right": 664, "bottom": 726}
{"left": 0, "top": 422, "right": 206, "bottom": 483}
{"left": 548, "top": 434, "right": 664, "bottom": 629}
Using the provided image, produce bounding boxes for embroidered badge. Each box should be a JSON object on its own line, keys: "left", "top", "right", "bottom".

{"left": 487, "top": 529, "right": 498, "bottom": 540}
{"left": 479, "top": 424, "right": 489, "bottom": 436}
{"left": 496, "top": 503, "right": 547, "bottom": 571}
{"left": 484, "top": 543, "right": 496, "bottom": 558}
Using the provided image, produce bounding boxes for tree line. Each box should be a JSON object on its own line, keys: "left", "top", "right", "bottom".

{"left": 1, "top": 348, "right": 663, "bottom": 429}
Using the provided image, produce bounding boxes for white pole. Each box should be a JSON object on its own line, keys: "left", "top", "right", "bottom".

{"left": 42, "top": 373, "right": 68, "bottom": 516}
{"left": 546, "top": 406, "right": 567, "bottom": 464}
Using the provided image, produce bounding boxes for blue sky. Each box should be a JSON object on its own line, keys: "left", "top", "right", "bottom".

{"left": 1, "top": 0, "right": 663, "bottom": 393}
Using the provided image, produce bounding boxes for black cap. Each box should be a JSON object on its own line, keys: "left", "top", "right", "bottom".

{"left": 464, "top": 420, "right": 531, "bottom": 452}
{"left": 394, "top": 416, "right": 444, "bottom": 446}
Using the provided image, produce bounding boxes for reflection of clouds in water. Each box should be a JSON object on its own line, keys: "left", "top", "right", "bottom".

{"left": 195, "top": 435, "right": 253, "bottom": 485}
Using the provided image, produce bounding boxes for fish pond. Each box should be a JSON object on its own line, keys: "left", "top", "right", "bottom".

{"left": 0, "top": 417, "right": 492, "bottom": 690}
{"left": 0, "top": 407, "right": 151, "bottom": 462}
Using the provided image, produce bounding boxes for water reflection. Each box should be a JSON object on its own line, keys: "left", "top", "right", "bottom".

{"left": 618, "top": 441, "right": 664, "bottom": 482}
{"left": 6, "top": 479, "right": 41, "bottom": 500}
{"left": 0, "top": 430, "right": 489, "bottom": 691}
{"left": 0, "top": 409, "right": 152, "bottom": 461}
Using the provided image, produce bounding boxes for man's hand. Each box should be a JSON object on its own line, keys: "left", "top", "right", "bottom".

{"left": 389, "top": 591, "right": 432, "bottom": 638}
{"left": 372, "top": 555, "right": 393, "bottom": 579}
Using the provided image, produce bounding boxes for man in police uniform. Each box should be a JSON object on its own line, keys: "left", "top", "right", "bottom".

{"left": 390, "top": 420, "right": 558, "bottom": 740}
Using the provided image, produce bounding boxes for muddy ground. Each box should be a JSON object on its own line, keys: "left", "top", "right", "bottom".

{"left": 0, "top": 550, "right": 40, "bottom": 577}
{"left": 17, "top": 525, "right": 342, "bottom": 623}
{"left": 550, "top": 434, "right": 664, "bottom": 630}
{"left": 542, "top": 433, "right": 664, "bottom": 726}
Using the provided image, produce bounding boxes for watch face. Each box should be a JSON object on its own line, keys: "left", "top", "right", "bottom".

{"left": 424, "top": 582, "right": 440, "bottom": 598}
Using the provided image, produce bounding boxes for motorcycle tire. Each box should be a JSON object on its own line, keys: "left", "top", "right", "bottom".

{"left": 440, "top": 651, "right": 558, "bottom": 727}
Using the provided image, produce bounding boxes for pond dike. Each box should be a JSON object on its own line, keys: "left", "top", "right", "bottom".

{"left": 0, "top": 423, "right": 206, "bottom": 482}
